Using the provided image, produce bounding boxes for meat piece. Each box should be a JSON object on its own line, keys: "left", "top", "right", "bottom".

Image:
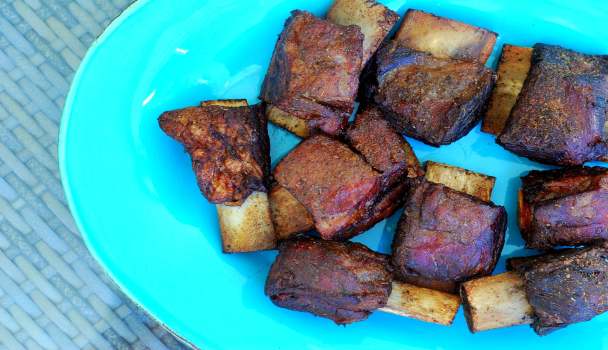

{"left": 519, "top": 166, "right": 608, "bottom": 249}
{"left": 260, "top": 10, "right": 363, "bottom": 136}
{"left": 498, "top": 44, "right": 608, "bottom": 165}
{"left": 273, "top": 110, "right": 423, "bottom": 240}
{"left": 392, "top": 180, "right": 507, "bottom": 293}
{"left": 265, "top": 238, "right": 392, "bottom": 324}
{"left": 346, "top": 106, "right": 424, "bottom": 186}
{"left": 158, "top": 103, "right": 270, "bottom": 205}
{"left": 274, "top": 135, "right": 383, "bottom": 240}
{"left": 371, "top": 42, "right": 496, "bottom": 146}
{"left": 336, "top": 106, "right": 423, "bottom": 237}
{"left": 463, "top": 246, "right": 608, "bottom": 335}
{"left": 510, "top": 244, "right": 608, "bottom": 335}
{"left": 394, "top": 9, "right": 497, "bottom": 63}
{"left": 506, "top": 249, "right": 579, "bottom": 273}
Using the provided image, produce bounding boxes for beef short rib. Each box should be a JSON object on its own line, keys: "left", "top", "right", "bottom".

{"left": 392, "top": 180, "right": 507, "bottom": 293}
{"left": 260, "top": 10, "right": 363, "bottom": 136}
{"left": 158, "top": 103, "right": 270, "bottom": 205}
{"left": 510, "top": 244, "right": 608, "bottom": 335}
{"left": 369, "top": 42, "right": 495, "bottom": 146}
{"left": 519, "top": 166, "right": 608, "bottom": 249}
{"left": 265, "top": 238, "right": 392, "bottom": 324}
{"left": 498, "top": 44, "right": 608, "bottom": 165}
{"left": 274, "top": 108, "right": 422, "bottom": 241}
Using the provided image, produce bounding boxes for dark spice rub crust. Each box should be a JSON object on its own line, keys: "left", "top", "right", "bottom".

{"left": 509, "top": 244, "right": 608, "bottom": 335}
{"left": 273, "top": 135, "right": 383, "bottom": 240}
{"left": 339, "top": 106, "right": 424, "bottom": 237}
{"left": 346, "top": 105, "right": 424, "bottom": 186}
{"left": 260, "top": 10, "right": 364, "bottom": 136}
{"left": 498, "top": 44, "right": 608, "bottom": 165}
{"left": 370, "top": 42, "right": 496, "bottom": 146}
{"left": 273, "top": 109, "right": 422, "bottom": 241}
{"left": 265, "top": 238, "right": 392, "bottom": 324}
{"left": 158, "top": 104, "right": 270, "bottom": 205}
{"left": 392, "top": 180, "right": 507, "bottom": 293}
{"left": 519, "top": 166, "right": 608, "bottom": 249}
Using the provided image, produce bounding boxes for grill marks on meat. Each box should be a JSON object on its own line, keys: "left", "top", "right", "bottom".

{"left": 265, "top": 238, "right": 392, "bottom": 324}
{"left": 274, "top": 135, "right": 383, "bottom": 240}
{"left": 498, "top": 44, "right": 608, "bottom": 165}
{"left": 261, "top": 10, "right": 363, "bottom": 136}
{"left": 519, "top": 167, "right": 608, "bottom": 249}
{"left": 392, "top": 180, "right": 506, "bottom": 293}
{"left": 158, "top": 104, "right": 270, "bottom": 205}
{"left": 510, "top": 244, "right": 608, "bottom": 335}
{"left": 370, "top": 43, "right": 496, "bottom": 146}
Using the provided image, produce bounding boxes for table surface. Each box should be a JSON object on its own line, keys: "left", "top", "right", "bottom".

{"left": 0, "top": 1, "right": 188, "bottom": 349}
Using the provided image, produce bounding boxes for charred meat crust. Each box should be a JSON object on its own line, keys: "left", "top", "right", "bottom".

{"left": 158, "top": 104, "right": 270, "bottom": 205}
{"left": 370, "top": 42, "right": 496, "bottom": 146}
{"left": 346, "top": 105, "right": 424, "bottom": 185}
{"left": 265, "top": 238, "right": 393, "bottom": 324}
{"left": 336, "top": 181, "right": 408, "bottom": 240}
{"left": 260, "top": 10, "right": 364, "bottom": 136}
{"left": 498, "top": 44, "right": 608, "bottom": 165}
{"left": 519, "top": 166, "right": 608, "bottom": 249}
{"left": 510, "top": 244, "right": 608, "bottom": 335}
{"left": 273, "top": 135, "right": 384, "bottom": 240}
{"left": 506, "top": 249, "right": 579, "bottom": 272}
{"left": 274, "top": 108, "right": 422, "bottom": 241}
{"left": 337, "top": 106, "right": 424, "bottom": 238}
{"left": 392, "top": 180, "right": 507, "bottom": 293}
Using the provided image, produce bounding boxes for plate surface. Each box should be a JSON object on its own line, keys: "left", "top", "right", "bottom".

{"left": 59, "top": 0, "right": 608, "bottom": 349}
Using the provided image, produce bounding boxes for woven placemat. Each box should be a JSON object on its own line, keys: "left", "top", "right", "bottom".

{"left": 0, "top": 1, "right": 189, "bottom": 349}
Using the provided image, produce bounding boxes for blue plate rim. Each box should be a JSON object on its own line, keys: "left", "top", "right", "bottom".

{"left": 56, "top": 0, "right": 200, "bottom": 347}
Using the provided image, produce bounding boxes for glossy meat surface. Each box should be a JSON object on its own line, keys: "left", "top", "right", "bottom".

{"left": 265, "top": 238, "right": 392, "bottom": 324}
{"left": 498, "top": 44, "right": 608, "bottom": 165}
{"left": 519, "top": 167, "right": 608, "bottom": 249}
{"left": 274, "top": 135, "right": 383, "bottom": 240}
{"left": 260, "top": 10, "right": 363, "bottom": 136}
{"left": 369, "top": 42, "right": 495, "bottom": 146}
{"left": 158, "top": 104, "right": 270, "bottom": 205}
{"left": 392, "top": 180, "right": 506, "bottom": 293}
{"left": 510, "top": 244, "right": 608, "bottom": 335}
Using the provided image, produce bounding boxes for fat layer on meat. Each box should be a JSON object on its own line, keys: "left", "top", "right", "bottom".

{"left": 369, "top": 42, "right": 495, "bottom": 146}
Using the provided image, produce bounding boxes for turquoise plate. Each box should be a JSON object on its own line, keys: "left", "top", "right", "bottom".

{"left": 59, "top": 0, "right": 608, "bottom": 349}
